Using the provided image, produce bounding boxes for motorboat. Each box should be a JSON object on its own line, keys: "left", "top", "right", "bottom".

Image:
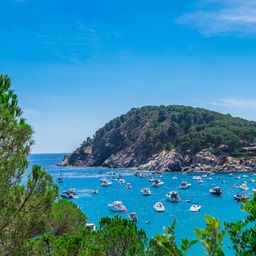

{"left": 85, "top": 222, "right": 96, "bottom": 231}
{"left": 209, "top": 186, "right": 223, "bottom": 196}
{"left": 60, "top": 189, "right": 76, "bottom": 199}
{"left": 240, "top": 184, "right": 249, "bottom": 191}
{"left": 153, "top": 202, "right": 165, "bottom": 212}
{"left": 198, "top": 179, "right": 204, "bottom": 184}
{"left": 152, "top": 179, "right": 164, "bottom": 187}
{"left": 128, "top": 212, "right": 138, "bottom": 222}
{"left": 242, "top": 175, "right": 249, "bottom": 178}
{"left": 58, "top": 176, "right": 63, "bottom": 183}
{"left": 101, "top": 179, "right": 112, "bottom": 187}
{"left": 179, "top": 181, "right": 191, "bottom": 189}
{"left": 234, "top": 194, "right": 249, "bottom": 201}
{"left": 173, "top": 176, "right": 177, "bottom": 180}
{"left": 166, "top": 191, "right": 180, "bottom": 202}
{"left": 229, "top": 173, "right": 234, "bottom": 177}
{"left": 236, "top": 176, "right": 241, "bottom": 180}
{"left": 250, "top": 179, "right": 255, "bottom": 183}
{"left": 91, "top": 188, "right": 99, "bottom": 194}
{"left": 253, "top": 187, "right": 256, "bottom": 192}
{"left": 192, "top": 176, "right": 202, "bottom": 180}
{"left": 126, "top": 183, "right": 132, "bottom": 189}
{"left": 141, "top": 187, "right": 151, "bottom": 196}
{"left": 108, "top": 201, "right": 126, "bottom": 212}
{"left": 134, "top": 171, "right": 141, "bottom": 177}
{"left": 189, "top": 204, "right": 201, "bottom": 212}
{"left": 118, "top": 179, "right": 125, "bottom": 185}
{"left": 148, "top": 177, "right": 154, "bottom": 182}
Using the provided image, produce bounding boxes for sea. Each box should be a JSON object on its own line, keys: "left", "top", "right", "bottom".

{"left": 28, "top": 153, "right": 255, "bottom": 255}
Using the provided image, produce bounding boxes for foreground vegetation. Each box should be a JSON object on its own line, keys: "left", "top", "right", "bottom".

{"left": 0, "top": 75, "right": 255, "bottom": 255}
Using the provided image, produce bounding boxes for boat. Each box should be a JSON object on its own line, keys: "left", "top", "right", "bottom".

{"left": 240, "top": 184, "right": 249, "bottom": 191}
{"left": 126, "top": 183, "right": 132, "bottom": 189}
{"left": 189, "top": 204, "right": 201, "bottom": 212}
{"left": 250, "top": 179, "right": 255, "bottom": 183}
{"left": 128, "top": 212, "right": 138, "bottom": 222}
{"left": 242, "top": 175, "right": 249, "bottom": 178}
{"left": 101, "top": 179, "right": 112, "bottom": 187}
{"left": 153, "top": 202, "right": 165, "bottom": 212}
{"left": 253, "top": 187, "right": 256, "bottom": 192}
{"left": 229, "top": 173, "right": 234, "bottom": 177}
{"left": 118, "top": 179, "right": 125, "bottom": 185}
{"left": 152, "top": 179, "right": 164, "bottom": 187}
{"left": 60, "top": 189, "right": 76, "bottom": 199}
{"left": 108, "top": 201, "right": 127, "bottom": 212}
{"left": 209, "top": 186, "right": 223, "bottom": 196}
{"left": 179, "top": 181, "right": 191, "bottom": 189}
{"left": 198, "top": 179, "right": 204, "bottom": 184}
{"left": 148, "top": 177, "right": 154, "bottom": 182}
{"left": 166, "top": 191, "right": 180, "bottom": 202}
{"left": 192, "top": 176, "right": 202, "bottom": 180}
{"left": 173, "top": 176, "right": 177, "bottom": 180}
{"left": 234, "top": 194, "right": 249, "bottom": 201}
{"left": 141, "top": 187, "right": 151, "bottom": 196}
{"left": 91, "top": 188, "right": 99, "bottom": 194}
{"left": 58, "top": 169, "right": 64, "bottom": 183}
{"left": 85, "top": 222, "right": 96, "bottom": 231}
{"left": 134, "top": 171, "right": 141, "bottom": 177}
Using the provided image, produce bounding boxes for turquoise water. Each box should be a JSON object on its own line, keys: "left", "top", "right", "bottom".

{"left": 28, "top": 154, "right": 255, "bottom": 255}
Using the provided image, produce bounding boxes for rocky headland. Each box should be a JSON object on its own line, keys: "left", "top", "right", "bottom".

{"left": 59, "top": 105, "right": 256, "bottom": 172}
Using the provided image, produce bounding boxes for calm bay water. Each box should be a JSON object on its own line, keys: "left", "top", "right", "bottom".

{"left": 28, "top": 153, "right": 255, "bottom": 255}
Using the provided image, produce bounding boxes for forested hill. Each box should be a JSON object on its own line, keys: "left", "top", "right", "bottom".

{"left": 60, "top": 105, "right": 256, "bottom": 171}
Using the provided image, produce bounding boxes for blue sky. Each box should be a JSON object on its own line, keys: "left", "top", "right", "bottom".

{"left": 1, "top": 0, "right": 256, "bottom": 153}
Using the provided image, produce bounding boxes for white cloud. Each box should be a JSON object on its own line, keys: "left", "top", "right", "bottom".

{"left": 177, "top": 0, "right": 256, "bottom": 35}
{"left": 211, "top": 99, "right": 256, "bottom": 109}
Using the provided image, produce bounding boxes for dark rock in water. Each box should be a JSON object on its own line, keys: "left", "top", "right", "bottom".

{"left": 59, "top": 105, "right": 256, "bottom": 172}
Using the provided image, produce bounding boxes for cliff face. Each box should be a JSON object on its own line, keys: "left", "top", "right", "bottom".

{"left": 60, "top": 105, "right": 256, "bottom": 172}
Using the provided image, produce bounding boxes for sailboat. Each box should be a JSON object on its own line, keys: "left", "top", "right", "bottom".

{"left": 58, "top": 169, "right": 64, "bottom": 183}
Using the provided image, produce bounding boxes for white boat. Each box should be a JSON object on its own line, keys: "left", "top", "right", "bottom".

{"left": 166, "top": 191, "right": 180, "bottom": 202}
{"left": 108, "top": 201, "right": 126, "bottom": 212}
{"left": 242, "top": 175, "right": 249, "bottom": 178}
{"left": 250, "top": 179, "right": 255, "bottom": 183}
{"left": 179, "top": 181, "right": 191, "bottom": 189}
{"left": 229, "top": 173, "right": 234, "bottom": 177}
{"left": 202, "top": 174, "right": 207, "bottom": 178}
{"left": 234, "top": 194, "right": 249, "bottom": 201}
{"left": 118, "top": 179, "right": 125, "bottom": 185}
{"left": 153, "top": 202, "right": 165, "bottom": 212}
{"left": 85, "top": 222, "right": 96, "bottom": 231}
{"left": 141, "top": 187, "right": 151, "bottom": 196}
{"left": 148, "top": 177, "right": 154, "bottom": 182}
{"left": 126, "top": 183, "right": 132, "bottom": 189}
{"left": 209, "top": 186, "right": 223, "bottom": 196}
{"left": 189, "top": 204, "right": 201, "bottom": 212}
{"left": 240, "top": 184, "right": 249, "bottom": 191}
{"left": 192, "top": 176, "right": 202, "bottom": 180}
{"left": 60, "top": 189, "right": 76, "bottom": 199}
{"left": 128, "top": 212, "right": 138, "bottom": 222}
{"left": 198, "top": 179, "right": 204, "bottom": 184}
{"left": 152, "top": 179, "right": 164, "bottom": 187}
{"left": 173, "top": 176, "right": 177, "bottom": 180}
{"left": 253, "top": 187, "right": 256, "bottom": 192}
{"left": 101, "top": 179, "right": 112, "bottom": 187}
{"left": 91, "top": 188, "right": 99, "bottom": 194}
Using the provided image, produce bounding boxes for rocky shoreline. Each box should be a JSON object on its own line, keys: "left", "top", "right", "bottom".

{"left": 58, "top": 148, "right": 256, "bottom": 173}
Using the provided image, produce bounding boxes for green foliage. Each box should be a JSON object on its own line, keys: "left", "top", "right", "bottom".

{"left": 146, "top": 219, "right": 197, "bottom": 256}
{"left": 195, "top": 215, "right": 225, "bottom": 256}
{"left": 98, "top": 215, "right": 147, "bottom": 256}
{"left": 225, "top": 193, "right": 256, "bottom": 255}
{"left": 49, "top": 200, "right": 87, "bottom": 235}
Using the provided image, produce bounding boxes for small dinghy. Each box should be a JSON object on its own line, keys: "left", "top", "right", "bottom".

{"left": 141, "top": 187, "right": 151, "bottom": 196}
{"left": 126, "top": 183, "right": 132, "bottom": 189}
{"left": 152, "top": 179, "right": 164, "bottom": 187}
{"left": 91, "top": 188, "right": 99, "bottom": 194}
{"left": 240, "top": 184, "right": 249, "bottom": 191}
{"left": 179, "top": 181, "right": 191, "bottom": 189}
{"left": 118, "top": 179, "right": 125, "bottom": 185}
{"left": 128, "top": 212, "right": 138, "bottom": 222}
{"left": 101, "top": 179, "right": 112, "bottom": 187}
{"left": 234, "top": 194, "right": 249, "bottom": 201}
{"left": 189, "top": 204, "right": 201, "bottom": 212}
{"left": 108, "top": 201, "right": 126, "bottom": 212}
{"left": 209, "top": 186, "right": 223, "bottom": 196}
{"left": 166, "top": 191, "right": 181, "bottom": 202}
{"left": 153, "top": 202, "right": 165, "bottom": 212}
